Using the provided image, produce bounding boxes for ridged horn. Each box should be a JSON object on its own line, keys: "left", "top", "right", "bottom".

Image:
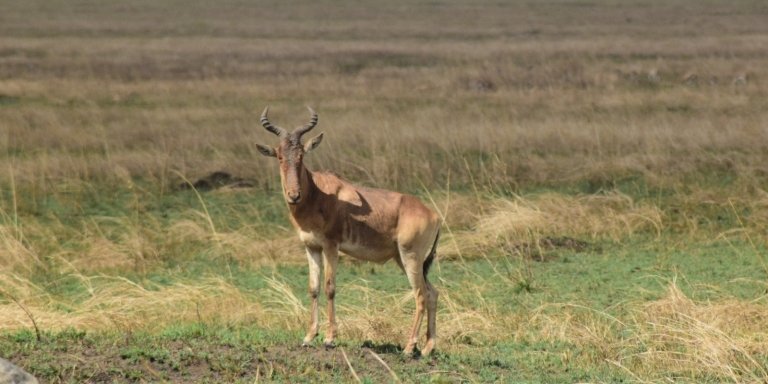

{"left": 294, "top": 106, "right": 318, "bottom": 137}
{"left": 260, "top": 106, "right": 287, "bottom": 137}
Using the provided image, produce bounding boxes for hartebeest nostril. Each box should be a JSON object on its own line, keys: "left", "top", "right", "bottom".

{"left": 287, "top": 193, "right": 301, "bottom": 204}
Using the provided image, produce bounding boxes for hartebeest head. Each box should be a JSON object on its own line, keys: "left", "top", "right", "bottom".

{"left": 255, "top": 106, "right": 324, "bottom": 205}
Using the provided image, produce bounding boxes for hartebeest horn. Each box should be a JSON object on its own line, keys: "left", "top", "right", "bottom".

{"left": 294, "top": 106, "right": 318, "bottom": 138}
{"left": 261, "top": 106, "right": 287, "bottom": 137}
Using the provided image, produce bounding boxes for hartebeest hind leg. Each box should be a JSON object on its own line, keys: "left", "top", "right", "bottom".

{"left": 423, "top": 280, "right": 439, "bottom": 355}
{"left": 399, "top": 231, "right": 439, "bottom": 357}
{"left": 402, "top": 261, "right": 427, "bottom": 356}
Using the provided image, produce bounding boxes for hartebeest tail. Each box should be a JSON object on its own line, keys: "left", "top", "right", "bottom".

{"left": 255, "top": 106, "right": 441, "bottom": 356}
{"left": 423, "top": 229, "right": 439, "bottom": 280}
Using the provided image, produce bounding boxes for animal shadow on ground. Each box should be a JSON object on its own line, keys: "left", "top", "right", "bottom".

{"left": 361, "top": 340, "right": 403, "bottom": 355}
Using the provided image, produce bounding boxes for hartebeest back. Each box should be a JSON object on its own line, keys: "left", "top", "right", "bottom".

{"left": 255, "top": 107, "right": 441, "bottom": 356}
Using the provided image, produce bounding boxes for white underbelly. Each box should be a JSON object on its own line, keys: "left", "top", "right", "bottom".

{"left": 298, "top": 230, "right": 395, "bottom": 263}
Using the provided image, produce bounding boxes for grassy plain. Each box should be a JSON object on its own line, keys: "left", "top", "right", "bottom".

{"left": 2, "top": 0, "right": 768, "bottom": 382}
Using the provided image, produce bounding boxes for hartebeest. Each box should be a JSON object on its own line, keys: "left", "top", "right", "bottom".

{"left": 255, "top": 107, "right": 441, "bottom": 356}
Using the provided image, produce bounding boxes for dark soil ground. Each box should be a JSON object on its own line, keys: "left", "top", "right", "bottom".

{"left": 1, "top": 327, "right": 501, "bottom": 383}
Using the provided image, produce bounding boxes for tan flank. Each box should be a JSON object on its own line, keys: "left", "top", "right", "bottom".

{"left": 255, "top": 107, "right": 441, "bottom": 356}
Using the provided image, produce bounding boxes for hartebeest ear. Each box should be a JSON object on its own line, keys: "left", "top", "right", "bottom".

{"left": 304, "top": 132, "right": 324, "bottom": 153}
{"left": 255, "top": 143, "right": 277, "bottom": 157}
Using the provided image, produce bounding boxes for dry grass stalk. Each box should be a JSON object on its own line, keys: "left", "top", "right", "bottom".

{"left": 340, "top": 347, "right": 362, "bottom": 384}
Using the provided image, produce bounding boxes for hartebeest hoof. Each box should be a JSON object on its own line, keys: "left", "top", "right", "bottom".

{"left": 323, "top": 341, "right": 336, "bottom": 350}
{"left": 421, "top": 340, "right": 436, "bottom": 357}
{"left": 301, "top": 333, "right": 317, "bottom": 348}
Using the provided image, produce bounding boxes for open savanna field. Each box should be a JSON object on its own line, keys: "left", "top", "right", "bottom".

{"left": 2, "top": 0, "right": 768, "bottom": 382}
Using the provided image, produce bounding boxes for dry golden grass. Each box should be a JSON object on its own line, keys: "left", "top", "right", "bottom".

{"left": 630, "top": 283, "right": 768, "bottom": 381}
{"left": 0, "top": 274, "right": 257, "bottom": 331}
{"left": 445, "top": 191, "right": 664, "bottom": 258}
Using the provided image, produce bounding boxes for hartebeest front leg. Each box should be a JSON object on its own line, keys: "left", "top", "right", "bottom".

{"left": 323, "top": 244, "right": 339, "bottom": 348}
{"left": 303, "top": 246, "right": 323, "bottom": 347}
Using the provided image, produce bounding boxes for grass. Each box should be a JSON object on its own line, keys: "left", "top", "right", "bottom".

{"left": 3, "top": 237, "right": 768, "bottom": 382}
{"left": 3, "top": 187, "right": 768, "bottom": 382}
{"left": 2, "top": 0, "right": 768, "bottom": 382}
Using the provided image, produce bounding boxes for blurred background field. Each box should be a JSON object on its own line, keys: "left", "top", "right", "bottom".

{"left": 1, "top": 0, "right": 768, "bottom": 382}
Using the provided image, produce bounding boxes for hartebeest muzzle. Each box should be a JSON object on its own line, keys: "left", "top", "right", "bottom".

{"left": 287, "top": 192, "right": 301, "bottom": 204}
